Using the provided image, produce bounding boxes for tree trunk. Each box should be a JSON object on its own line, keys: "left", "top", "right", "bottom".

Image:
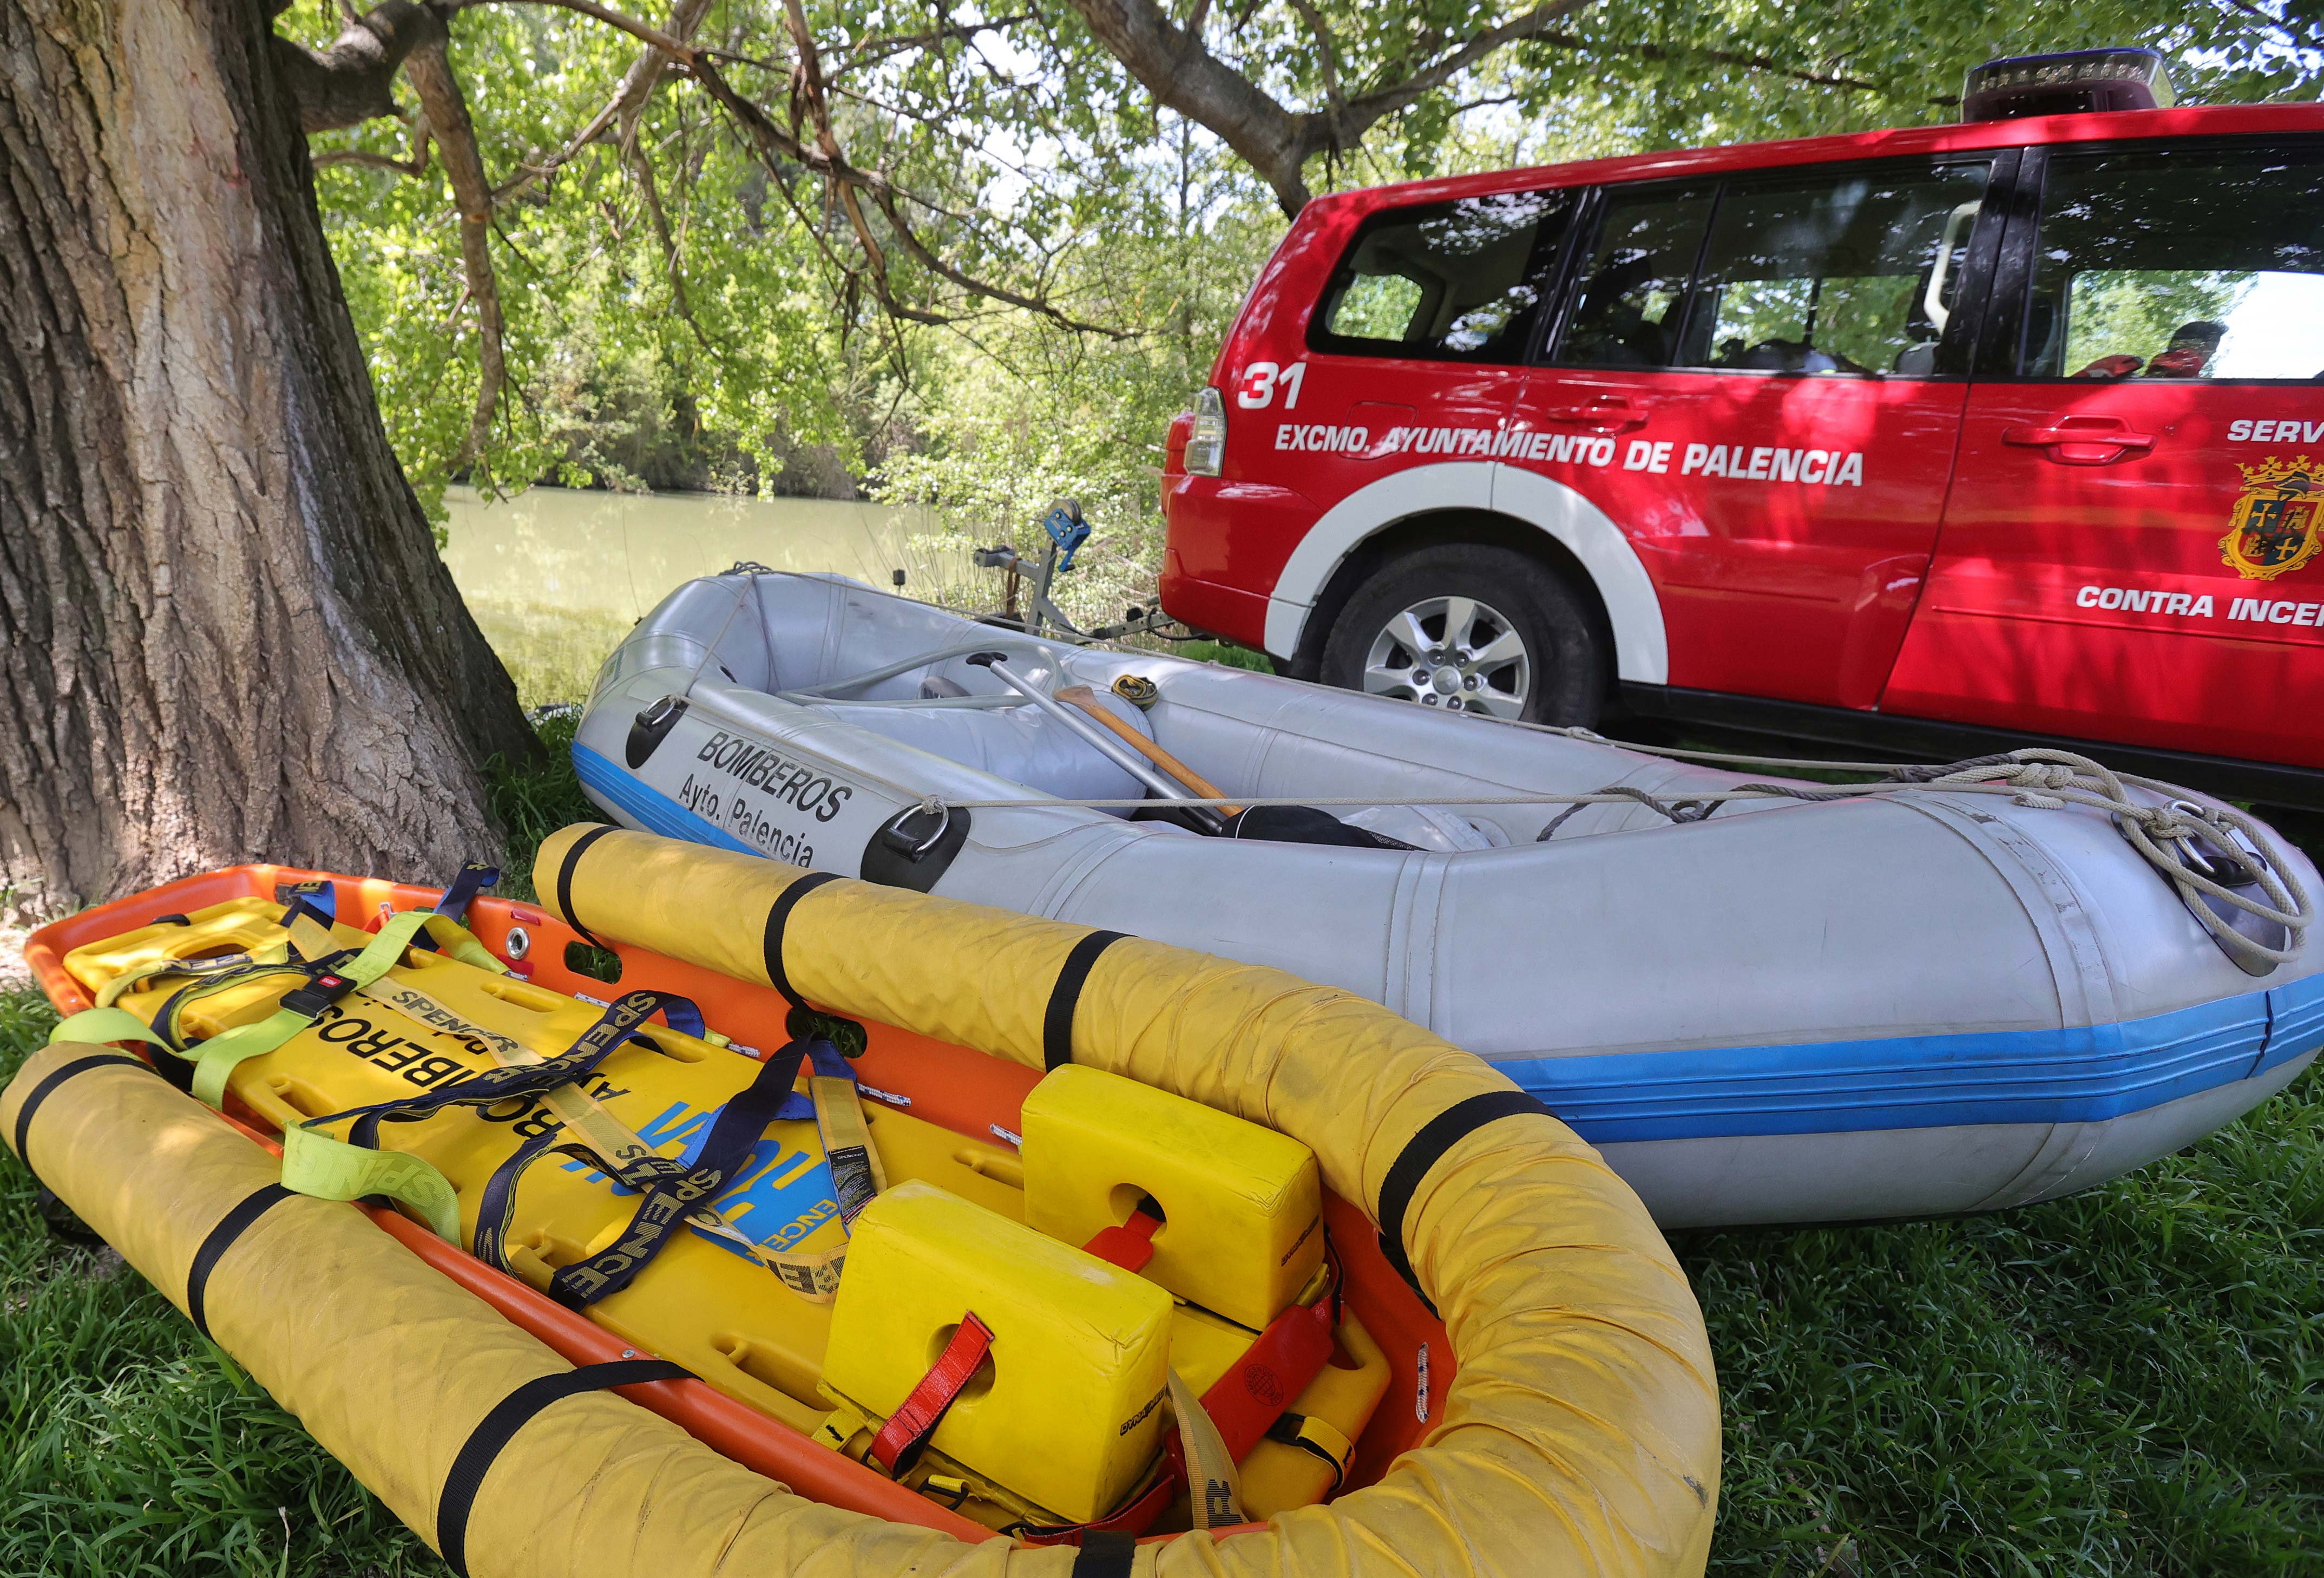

{"left": 0, "top": 0, "right": 537, "bottom": 916}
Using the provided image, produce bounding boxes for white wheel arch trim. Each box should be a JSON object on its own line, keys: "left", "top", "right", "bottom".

{"left": 1261, "top": 462, "right": 1670, "bottom": 685}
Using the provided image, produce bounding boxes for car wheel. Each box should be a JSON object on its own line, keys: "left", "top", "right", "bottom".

{"left": 1321, "top": 544, "right": 1607, "bottom": 725}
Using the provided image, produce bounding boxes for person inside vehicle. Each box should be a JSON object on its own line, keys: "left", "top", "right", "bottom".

{"left": 2145, "top": 318, "right": 2224, "bottom": 376}
{"left": 2069, "top": 318, "right": 2224, "bottom": 379}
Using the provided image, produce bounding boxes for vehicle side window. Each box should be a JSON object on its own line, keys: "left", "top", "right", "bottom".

{"left": 1551, "top": 184, "right": 1716, "bottom": 369}
{"left": 1310, "top": 190, "right": 1574, "bottom": 363}
{"left": 1683, "top": 162, "right": 1992, "bottom": 376}
{"left": 2021, "top": 146, "right": 2324, "bottom": 381}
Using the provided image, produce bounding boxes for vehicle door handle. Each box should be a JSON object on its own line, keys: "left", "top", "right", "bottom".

{"left": 2001, "top": 420, "right": 2157, "bottom": 466}
{"left": 1542, "top": 397, "right": 1650, "bottom": 431}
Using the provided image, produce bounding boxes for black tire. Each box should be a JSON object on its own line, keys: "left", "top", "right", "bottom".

{"left": 1321, "top": 544, "right": 1607, "bottom": 726}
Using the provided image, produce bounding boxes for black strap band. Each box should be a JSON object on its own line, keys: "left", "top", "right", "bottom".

{"left": 760, "top": 871, "right": 839, "bottom": 1011}
{"left": 1266, "top": 1412, "right": 1350, "bottom": 1493}
{"left": 1375, "top": 1090, "right": 1552, "bottom": 1304}
{"left": 1071, "top": 1529, "right": 1139, "bottom": 1578}
{"left": 1043, "top": 931, "right": 1128, "bottom": 1071}
{"left": 186, "top": 1183, "right": 294, "bottom": 1339}
{"left": 436, "top": 1358, "right": 692, "bottom": 1576}
{"left": 10, "top": 1052, "right": 148, "bottom": 1177}
{"left": 555, "top": 824, "right": 620, "bottom": 947}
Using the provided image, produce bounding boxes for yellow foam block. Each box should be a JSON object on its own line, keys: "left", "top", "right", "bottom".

{"left": 1020, "top": 1064, "right": 1323, "bottom": 1329}
{"left": 819, "top": 1180, "right": 1172, "bottom": 1524}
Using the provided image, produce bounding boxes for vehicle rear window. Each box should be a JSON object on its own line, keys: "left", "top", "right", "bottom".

{"left": 1552, "top": 184, "right": 1715, "bottom": 369}
{"left": 2021, "top": 145, "right": 2324, "bottom": 382}
{"left": 1310, "top": 190, "right": 1574, "bottom": 362}
{"left": 1684, "top": 162, "right": 1992, "bottom": 376}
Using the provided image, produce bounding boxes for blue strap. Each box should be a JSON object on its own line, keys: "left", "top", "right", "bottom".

{"left": 433, "top": 862, "right": 500, "bottom": 925}
{"left": 280, "top": 879, "right": 337, "bottom": 928}
{"left": 545, "top": 1038, "right": 812, "bottom": 1309}
{"left": 301, "top": 990, "right": 702, "bottom": 1149}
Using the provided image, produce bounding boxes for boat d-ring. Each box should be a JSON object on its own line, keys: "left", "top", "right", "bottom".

{"left": 627, "top": 695, "right": 691, "bottom": 769}
{"left": 895, "top": 802, "right": 952, "bottom": 859}
{"left": 2118, "top": 798, "right": 2288, "bottom": 975}
{"left": 862, "top": 802, "right": 973, "bottom": 894}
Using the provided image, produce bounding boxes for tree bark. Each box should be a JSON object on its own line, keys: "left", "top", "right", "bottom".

{"left": 0, "top": 0, "right": 537, "bottom": 914}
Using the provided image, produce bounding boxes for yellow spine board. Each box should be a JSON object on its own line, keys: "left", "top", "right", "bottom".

{"left": 68, "top": 900, "right": 853, "bottom": 1436}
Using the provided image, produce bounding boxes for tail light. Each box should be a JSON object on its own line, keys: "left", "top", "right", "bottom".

{"left": 1185, "top": 387, "right": 1226, "bottom": 476}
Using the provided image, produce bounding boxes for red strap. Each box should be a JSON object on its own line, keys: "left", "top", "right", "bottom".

{"left": 1081, "top": 1211, "right": 1161, "bottom": 1273}
{"left": 869, "top": 1313, "right": 993, "bottom": 1473}
{"left": 1196, "top": 1292, "right": 1336, "bottom": 1461}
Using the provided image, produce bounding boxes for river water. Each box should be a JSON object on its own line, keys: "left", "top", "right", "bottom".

{"left": 442, "top": 485, "right": 974, "bottom": 619}
{"left": 443, "top": 486, "right": 981, "bottom": 706}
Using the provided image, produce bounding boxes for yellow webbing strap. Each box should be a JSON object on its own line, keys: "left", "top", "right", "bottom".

{"left": 811, "top": 1060, "right": 886, "bottom": 1225}
{"left": 49, "top": 1007, "right": 175, "bottom": 1053}
{"left": 1167, "top": 1367, "right": 1244, "bottom": 1530}
{"left": 285, "top": 915, "right": 341, "bottom": 964}
{"left": 279, "top": 1122, "right": 462, "bottom": 1242}
{"left": 1268, "top": 1411, "right": 1355, "bottom": 1490}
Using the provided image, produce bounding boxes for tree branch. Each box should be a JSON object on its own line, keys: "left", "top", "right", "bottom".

{"left": 402, "top": 37, "right": 506, "bottom": 471}
{"left": 1065, "top": 0, "right": 1314, "bottom": 211}
{"left": 835, "top": 13, "right": 1034, "bottom": 75}
{"left": 271, "top": 0, "right": 444, "bottom": 132}
{"left": 1527, "top": 29, "right": 1885, "bottom": 93}
{"left": 466, "top": 0, "right": 1124, "bottom": 332}
{"left": 1334, "top": 0, "right": 1591, "bottom": 135}
{"left": 625, "top": 140, "right": 711, "bottom": 346}
{"left": 313, "top": 125, "right": 432, "bottom": 174}
{"left": 1285, "top": 0, "right": 1344, "bottom": 116}
{"left": 491, "top": 0, "right": 716, "bottom": 207}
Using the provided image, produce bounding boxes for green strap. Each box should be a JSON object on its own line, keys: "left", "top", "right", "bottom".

{"left": 187, "top": 1007, "right": 310, "bottom": 1109}
{"left": 50, "top": 1007, "right": 176, "bottom": 1052}
{"left": 177, "top": 909, "right": 452, "bottom": 1110}
{"left": 279, "top": 1123, "right": 462, "bottom": 1241}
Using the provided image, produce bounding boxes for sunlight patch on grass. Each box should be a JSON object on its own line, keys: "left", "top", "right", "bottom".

{"left": 467, "top": 597, "right": 634, "bottom": 711}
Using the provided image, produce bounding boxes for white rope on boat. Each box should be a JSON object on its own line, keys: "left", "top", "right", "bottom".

{"left": 904, "top": 748, "right": 2308, "bottom": 974}
{"left": 664, "top": 590, "right": 2309, "bottom": 972}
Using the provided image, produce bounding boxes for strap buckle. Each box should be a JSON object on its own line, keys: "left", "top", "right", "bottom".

{"left": 278, "top": 970, "right": 359, "bottom": 1018}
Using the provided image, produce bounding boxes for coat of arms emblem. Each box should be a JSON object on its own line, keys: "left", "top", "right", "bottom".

{"left": 2221, "top": 456, "right": 2322, "bottom": 580}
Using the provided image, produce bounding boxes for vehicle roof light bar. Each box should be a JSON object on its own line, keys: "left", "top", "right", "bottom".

{"left": 1961, "top": 48, "right": 2175, "bottom": 122}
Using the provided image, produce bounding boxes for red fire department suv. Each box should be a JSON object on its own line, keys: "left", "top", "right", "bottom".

{"left": 1159, "top": 49, "right": 2324, "bottom": 804}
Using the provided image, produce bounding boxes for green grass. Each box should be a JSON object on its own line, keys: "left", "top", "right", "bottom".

{"left": 2, "top": 728, "right": 2318, "bottom": 1575}
{"left": 483, "top": 711, "right": 599, "bottom": 904}
{"left": 1172, "top": 639, "right": 1277, "bottom": 673}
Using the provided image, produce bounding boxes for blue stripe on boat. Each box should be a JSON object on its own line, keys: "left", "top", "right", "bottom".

{"left": 575, "top": 740, "right": 2324, "bottom": 1143}
{"left": 573, "top": 741, "right": 759, "bottom": 857}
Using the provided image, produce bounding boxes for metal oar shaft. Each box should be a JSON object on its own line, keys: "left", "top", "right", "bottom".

{"left": 967, "top": 653, "right": 1225, "bottom": 832}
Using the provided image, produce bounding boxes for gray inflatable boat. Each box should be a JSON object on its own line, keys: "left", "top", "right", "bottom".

{"left": 573, "top": 569, "right": 2320, "bottom": 1228}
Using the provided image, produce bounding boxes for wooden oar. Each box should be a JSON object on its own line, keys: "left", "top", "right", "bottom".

{"left": 1055, "top": 685, "right": 1244, "bottom": 815}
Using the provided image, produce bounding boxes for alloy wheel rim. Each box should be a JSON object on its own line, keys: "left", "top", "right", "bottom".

{"left": 1358, "top": 594, "right": 1531, "bottom": 718}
